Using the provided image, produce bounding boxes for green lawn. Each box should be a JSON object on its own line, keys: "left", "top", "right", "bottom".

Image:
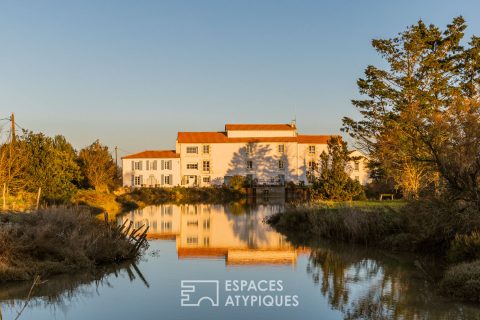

{"left": 308, "top": 200, "right": 406, "bottom": 212}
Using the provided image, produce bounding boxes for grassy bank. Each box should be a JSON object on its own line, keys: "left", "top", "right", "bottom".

{"left": 267, "top": 199, "right": 480, "bottom": 303}
{"left": 116, "top": 186, "right": 246, "bottom": 210}
{"left": 0, "top": 207, "right": 148, "bottom": 282}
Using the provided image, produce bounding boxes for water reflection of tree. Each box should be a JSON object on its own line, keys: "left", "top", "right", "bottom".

{"left": 305, "top": 244, "right": 480, "bottom": 320}
{"left": 0, "top": 261, "right": 148, "bottom": 317}
{"left": 225, "top": 203, "right": 287, "bottom": 249}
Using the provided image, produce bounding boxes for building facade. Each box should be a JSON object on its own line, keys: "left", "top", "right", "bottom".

{"left": 121, "top": 123, "right": 369, "bottom": 188}
{"left": 122, "top": 150, "right": 180, "bottom": 188}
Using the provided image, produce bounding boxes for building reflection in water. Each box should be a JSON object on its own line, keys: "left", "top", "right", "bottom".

{"left": 117, "top": 204, "right": 305, "bottom": 266}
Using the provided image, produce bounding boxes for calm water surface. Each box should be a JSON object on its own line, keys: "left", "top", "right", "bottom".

{"left": 1, "top": 203, "right": 479, "bottom": 320}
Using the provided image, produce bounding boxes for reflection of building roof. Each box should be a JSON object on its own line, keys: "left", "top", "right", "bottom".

{"left": 122, "top": 150, "right": 180, "bottom": 159}
{"left": 177, "top": 132, "right": 333, "bottom": 144}
{"left": 178, "top": 248, "right": 228, "bottom": 258}
{"left": 225, "top": 124, "right": 295, "bottom": 131}
{"left": 227, "top": 249, "right": 297, "bottom": 265}
{"left": 147, "top": 233, "right": 179, "bottom": 240}
{"left": 177, "top": 248, "right": 298, "bottom": 266}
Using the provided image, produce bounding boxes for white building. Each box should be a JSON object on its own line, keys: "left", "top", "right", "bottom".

{"left": 122, "top": 123, "right": 369, "bottom": 188}
{"left": 122, "top": 150, "right": 180, "bottom": 187}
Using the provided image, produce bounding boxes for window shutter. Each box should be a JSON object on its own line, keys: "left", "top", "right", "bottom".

{"left": 161, "top": 160, "right": 164, "bottom": 170}
{"left": 131, "top": 161, "right": 134, "bottom": 171}
{"left": 139, "top": 161, "right": 142, "bottom": 170}
{"left": 161, "top": 174, "right": 164, "bottom": 186}
{"left": 140, "top": 175, "right": 143, "bottom": 185}
{"left": 146, "top": 160, "right": 149, "bottom": 171}
{"left": 169, "top": 174, "right": 173, "bottom": 185}
{"left": 153, "top": 160, "right": 157, "bottom": 170}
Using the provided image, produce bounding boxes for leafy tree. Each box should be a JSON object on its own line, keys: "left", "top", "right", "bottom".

{"left": 0, "top": 135, "right": 29, "bottom": 196}
{"left": 311, "top": 137, "right": 365, "bottom": 201}
{"left": 342, "top": 17, "right": 480, "bottom": 204}
{"left": 78, "top": 140, "right": 118, "bottom": 192}
{"left": 23, "top": 132, "right": 81, "bottom": 202}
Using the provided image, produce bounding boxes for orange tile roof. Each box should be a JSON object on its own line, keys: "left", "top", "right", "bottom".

{"left": 225, "top": 124, "right": 295, "bottom": 131}
{"left": 177, "top": 132, "right": 334, "bottom": 144}
{"left": 297, "top": 135, "right": 334, "bottom": 144}
{"left": 177, "top": 132, "right": 229, "bottom": 143}
{"left": 122, "top": 150, "right": 179, "bottom": 159}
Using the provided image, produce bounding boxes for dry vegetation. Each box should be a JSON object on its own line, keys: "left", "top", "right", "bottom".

{"left": 267, "top": 199, "right": 480, "bottom": 302}
{"left": 0, "top": 207, "right": 148, "bottom": 281}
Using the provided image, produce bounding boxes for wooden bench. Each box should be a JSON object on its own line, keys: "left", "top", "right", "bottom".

{"left": 379, "top": 194, "right": 394, "bottom": 200}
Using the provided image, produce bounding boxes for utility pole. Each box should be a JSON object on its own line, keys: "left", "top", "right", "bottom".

{"left": 11, "top": 112, "right": 15, "bottom": 143}
{"left": 115, "top": 146, "right": 118, "bottom": 167}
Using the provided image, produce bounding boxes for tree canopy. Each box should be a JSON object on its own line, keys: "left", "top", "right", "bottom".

{"left": 311, "top": 137, "right": 365, "bottom": 201}
{"left": 78, "top": 140, "right": 119, "bottom": 192}
{"left": 343, "top": 16, "right": 480, "bottom": 204}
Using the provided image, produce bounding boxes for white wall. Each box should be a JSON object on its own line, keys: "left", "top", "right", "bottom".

{"left": 348, "top": 150, "right": 370, "bottom": 185}
{"left": 122, "top": 157, "right": 181, "bottom": 187}
{"left": 177, "top": 141, "right": 338, "bottom": 186}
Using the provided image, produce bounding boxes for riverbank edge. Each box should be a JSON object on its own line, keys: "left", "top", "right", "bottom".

{"left": 0, "top": 207, "right": 148, "bottom": 282}
{"left": 266, "top": 202, "right": 480, "bottom": 304}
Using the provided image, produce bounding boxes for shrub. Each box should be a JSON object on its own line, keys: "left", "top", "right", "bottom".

{"left": 116, "top": 186, "right": 244, "bottom": 208}
{"left": 227, "top": 175, "right": 247, "bottom": 192}
{"left": 447, "top": 231, "right": 480, "bottom": 263}
{"left": 440, "top": 260, "right": 480, "bottom": 303}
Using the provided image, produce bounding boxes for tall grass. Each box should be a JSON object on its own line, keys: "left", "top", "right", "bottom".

{"left": 266, "top": 205, "right": 401, "bottom": 245}
{"left": 0, "top": 207, "right": 147, "bottom": 281}
{"left": 267, "top": 198, "right": 480, "bottom": 302}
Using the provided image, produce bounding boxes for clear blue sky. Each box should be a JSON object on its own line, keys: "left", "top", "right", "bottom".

{"left": 1, "top": 0, "right": 479, "bottom": 156}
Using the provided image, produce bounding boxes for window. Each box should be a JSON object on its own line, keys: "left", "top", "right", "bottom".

{"left": 186, "top": 146, "right": 198, "bottom": 154}
{"left": 164, "top": 160, "right": 172, "bottom": 170}
{"left": 203, "top": 161, "right": 210, "bottom": 172}
{"left": 308, "top": 161, "right": 317, "bottom": 171}
{"left": 203, "top": 176, "right": 210, "bottom": 183}
{"left": 152, "top": 160, "right": 157, "bottom": 170}
{"left": 187, "top": 237, "right": 198, "bottom": 244}
{"left": 246, "top": 144, "right": 254, "bottom": 154}
{"left": 354, "top": 161, "right": 360, "bottom": 171}
{"left": 246, "top": 160, "right": 253, "bottom": 169}
{"left": 134, "top": 175, "right": 142, "bottom": 185}
{"left": 187, "top": 220, "right": 198, "bottom": 226}
{"left": 278, "top": 144, "right": 285, "bottom": 153}
{"left": 203, "top": 219, "right": 210, "bottom": 229}
{"left": 146, "top": 160, "right": 150, "bottom": 170}
{"left": 187, "top": 163, "right": 198, "bottom": 170}
{"left": 161, "top": 221, "right": 172, "bottom": 231}
{"left": 309, "top": 146, "right": 316, "bottom": 154}
{"left": 203, "top": 145, "right": 210, "bottom": 154}
{"left": 164, "top": 175, "right": 171, "bottom": 185}
{"left": 204, "top": 237, "right": 210, "bottom": 246}
{"left": 278, "top": 160, "right": 285, "bottom": 169}
{"left": 134, "top": 161, "right": 142, "bottom": 170}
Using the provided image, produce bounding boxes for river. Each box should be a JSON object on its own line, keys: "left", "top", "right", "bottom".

{"left": 0, "top": 203, "right": 479, "bottom": 319}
